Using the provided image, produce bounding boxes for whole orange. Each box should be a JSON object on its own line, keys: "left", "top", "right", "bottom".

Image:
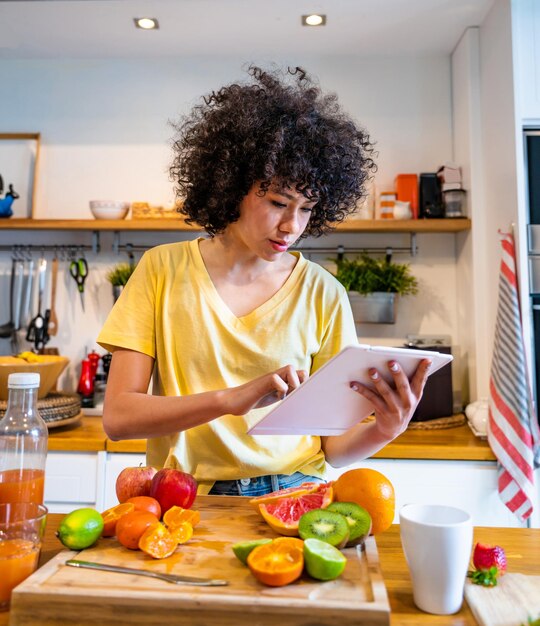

{"left": 333, "top": 468, "right": 395, "bottom": 535}
{"left": 116, "top": 511, "right": 160, "bottom": 550}
{"left": 125, "top": 496, "right": 162, "bottom": 519}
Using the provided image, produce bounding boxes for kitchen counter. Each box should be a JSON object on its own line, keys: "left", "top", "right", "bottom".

{"left": 2, "top": 499, "right": 538, "bottom": 626}
{"left": 49, "top": 415, "right": 495, "bottom": 461}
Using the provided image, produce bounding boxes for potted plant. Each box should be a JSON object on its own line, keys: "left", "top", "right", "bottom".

{"left": 106, "top": 263, "right": 136, "bottom": 302}
{"left": 332, "top": 254, "right": 418, "bottom": 324}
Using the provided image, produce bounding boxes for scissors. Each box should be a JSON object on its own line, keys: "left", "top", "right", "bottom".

{"left": 70, "top": 256, "right": 88, "bottom": 312}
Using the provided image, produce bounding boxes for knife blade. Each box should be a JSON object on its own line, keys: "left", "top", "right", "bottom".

{"left": 65, "top": 559, "right": 228, "bottom": 586}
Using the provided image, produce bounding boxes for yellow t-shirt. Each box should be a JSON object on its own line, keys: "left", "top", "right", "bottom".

{"left": 97, "top": 238, "right": 357, "bottom": 493}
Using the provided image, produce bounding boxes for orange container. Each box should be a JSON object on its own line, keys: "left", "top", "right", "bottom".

{"left": 395, "top": 174, "right": 418, "bottom": 219}
{"left": 0, "top": 469, "right": 45, "bottom": 505}
{"left": 0, "top": 503, "right": 47, "bottom": 610}
{"left": 0, "top": 539, "right": 39, "bottom": 607}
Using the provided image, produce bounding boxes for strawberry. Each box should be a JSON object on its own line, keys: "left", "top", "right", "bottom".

{"left": 473, "top": 542, "right": 507, "bottom": 575}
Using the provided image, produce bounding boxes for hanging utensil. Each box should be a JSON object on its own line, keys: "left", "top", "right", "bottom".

{"left": 0, "top": 257, "right": 16, "bottom": 338}
{"left": 48, "top": 255, "right": 59, "bottom": 336}
{"left": 26, "top": 257, "right": 47, "bottom": 352}
{"left": 10, "top": 259, "right": 25, "bottom": 354}
{"left": 69, "top": 255, "right": 88, "bottom": 312}
{"left": 20, "top": 257, "right": 35, "bottom": 329}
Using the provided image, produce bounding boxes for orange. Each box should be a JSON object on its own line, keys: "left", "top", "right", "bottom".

{"left": 247, "top": 537, "right": 304, "bottom": 587}
{"left": 116, "top": 511, "right": 160, "bottom": 550}
{"left": 162, "top": 506, "right": 200, "bottom": 529}
{"left": 170, "top": 521, "right": 193, "bottom": 545}
{"left": 125, "top": 496, "right": 161, "bottom": 519}
{"left": 333, "top": 468, "right": 395, "bottom": 535}
{"left": 100, "top": 502, "right": 135, "bottom": 537}
{"left": 138, "top": 522, "right": 177, "bottom": 559}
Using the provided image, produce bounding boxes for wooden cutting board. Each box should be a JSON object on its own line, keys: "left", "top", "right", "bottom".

{"left": 465, "top": 574, "right": 540, "bottom": 626}
{"left": 10, "top": 496, "right": 390, "bottom": 626}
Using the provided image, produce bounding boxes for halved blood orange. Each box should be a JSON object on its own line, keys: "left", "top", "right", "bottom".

{"left": 257, "top": 483, "right": 334, "bottom": 536}
{"left": 170, "top": 521, "right": 193, "bottom": 545}
{"left": 138, "top": 522, "right": 177, "bottom": 559}
{"left": 247, "top": 537, "right": 304, "bottom": 587}
{"left": 162, "top": 506, "right": 201, "bottom": 529}
{"left": 249, "top": 482, "right": 325, "bottom": 511}
{"left": 101, "top": 502, "right": 135, "bottom": 537}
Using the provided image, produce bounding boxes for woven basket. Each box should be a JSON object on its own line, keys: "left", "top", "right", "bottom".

{"left": 0, "top": 392, "right": 81, "bottom": 426}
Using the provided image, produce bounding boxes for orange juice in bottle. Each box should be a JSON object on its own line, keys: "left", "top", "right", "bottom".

{"left": 0, "top": 373, "right": 47, "bottom": 506}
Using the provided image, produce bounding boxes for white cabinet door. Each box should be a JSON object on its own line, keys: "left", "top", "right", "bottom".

{"left": 45, "top": 451, "right": 105, "bottom": 514}
{"left": 326, "top": 458, "right": 527, "bottom": 528}
{"left": 102, "top": 453, "right": 146, "bottom": 510}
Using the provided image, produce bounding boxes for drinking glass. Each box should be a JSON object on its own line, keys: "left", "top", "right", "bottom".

{"left": 399, "top": 503, "right": 473, "bottom": 615}
{"left": 0, "top": 502, "right": 48, "bottom": 610}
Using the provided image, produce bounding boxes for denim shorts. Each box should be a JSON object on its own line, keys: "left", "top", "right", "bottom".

{"left": 208, "top": 471, "right": 325, "bottom": 497}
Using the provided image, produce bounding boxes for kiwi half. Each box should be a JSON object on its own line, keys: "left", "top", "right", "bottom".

{"left": 326, "top": 502, "right": 372, "bottom": 547}
{"left": 298, "top": 509, "right": 350, "bottom": 548}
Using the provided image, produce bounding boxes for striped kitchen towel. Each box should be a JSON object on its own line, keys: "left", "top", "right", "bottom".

{"left": 488, "top": 231, "right": 540, "bottom": 522}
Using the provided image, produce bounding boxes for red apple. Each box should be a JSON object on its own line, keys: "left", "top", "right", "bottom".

{"left": 149, "top": 468, "right": 197, "bottom": 514}
{"left": 115, "top": 465, "right": 158, "bottom": 503}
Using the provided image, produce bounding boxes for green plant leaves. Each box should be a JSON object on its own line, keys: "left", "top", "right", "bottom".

{"left": 332, "top": 255, "right": 418, "bottom": 296}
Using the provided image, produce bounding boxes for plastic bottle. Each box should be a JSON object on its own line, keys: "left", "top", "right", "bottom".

{"left": 0, "top": 373, "right": 48, "bottom": 504}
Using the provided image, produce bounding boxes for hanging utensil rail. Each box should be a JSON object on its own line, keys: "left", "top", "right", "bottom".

{"left": 113, "top": 234, "right": 418, "bottom": 258}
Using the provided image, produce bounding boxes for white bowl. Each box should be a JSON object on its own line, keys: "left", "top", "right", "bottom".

{"left": 89, "top": 201, "right": 130, "bottom": 220}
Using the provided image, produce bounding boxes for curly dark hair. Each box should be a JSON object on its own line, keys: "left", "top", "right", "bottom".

{"left": 170, "top": 66, "right": 376, "bottom": 237}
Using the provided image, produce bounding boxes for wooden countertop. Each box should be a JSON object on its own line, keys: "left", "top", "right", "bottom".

{"left": 49, "top": 416, "right": 496, "bottom": 461}
{"left": 2, "top": 499, "right": 538, "bottom": 626}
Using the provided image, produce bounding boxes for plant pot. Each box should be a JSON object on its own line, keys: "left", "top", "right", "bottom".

{"left": 112, "top": 285, "right": 124, "bottom": 302}
{"left": 348, "top": 292, "right": 398, "bottom": 324}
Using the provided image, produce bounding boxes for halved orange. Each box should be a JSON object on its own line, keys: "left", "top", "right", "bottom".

{"left": 138, "top": 522, "right": 177, "bottom": 559}
{"left": 101, "top": 502, "right": 135, "bottom": 537}
{"left": 170, "top": 521, "right": 193, "bottom": 545}
{"left": 162, "top": 506, "right": 201, "bottom": 529}
{"left": 247, "top": 537, "right": 304, "bottom": 587}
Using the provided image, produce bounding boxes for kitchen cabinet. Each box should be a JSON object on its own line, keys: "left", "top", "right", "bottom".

{"left": 44, "top": 451, "right": 106, "bottom": 514}
{"left": 326, "top": 459, "right": 526, "bottom": 529}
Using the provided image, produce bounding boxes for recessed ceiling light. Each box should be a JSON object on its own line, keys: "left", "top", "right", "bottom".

{"left": 134, "top": 17, "right": 159, "bottom": 30}
{"left": 302, "top": 14, "right": 326, "bottom": 27}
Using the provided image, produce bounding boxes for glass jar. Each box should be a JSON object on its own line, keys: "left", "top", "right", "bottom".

{"left": 0, "top": 373, "right": 48, "bottom": 505}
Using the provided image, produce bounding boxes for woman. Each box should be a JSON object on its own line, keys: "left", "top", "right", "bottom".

{"left": 98, "top": 66, "right": 431, "bottom": 496}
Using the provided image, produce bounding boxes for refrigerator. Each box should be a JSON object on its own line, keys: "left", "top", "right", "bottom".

{"left": 525, "top": 129, "right": 540, "bottom": 423}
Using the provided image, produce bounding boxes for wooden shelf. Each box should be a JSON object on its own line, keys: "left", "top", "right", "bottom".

{"left": 0, "top": 218, "right": 471, "bottom": 233}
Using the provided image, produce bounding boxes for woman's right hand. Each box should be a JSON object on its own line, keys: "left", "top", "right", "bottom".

{"left": 223, "top": 365, "right": 308, "bottom": 415}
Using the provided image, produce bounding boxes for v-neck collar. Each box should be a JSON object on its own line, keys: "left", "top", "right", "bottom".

{"left": 188, "top": 238, "right": 307, "bottom": 329}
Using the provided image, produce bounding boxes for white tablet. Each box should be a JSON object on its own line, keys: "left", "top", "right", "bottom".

{"left": 247, "top": 344, "right": 453, "bottom": 436}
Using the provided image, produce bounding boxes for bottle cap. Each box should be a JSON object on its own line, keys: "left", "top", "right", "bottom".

{"left": 8, "top": 372, "right": 41, "bottom": 388}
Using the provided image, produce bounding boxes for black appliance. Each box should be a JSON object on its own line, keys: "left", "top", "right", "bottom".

{"left": 419, "top": 173, "right": 444, "bottom": 218}
{"left": 404, "top": 336, "right": 453, "bottom": 421}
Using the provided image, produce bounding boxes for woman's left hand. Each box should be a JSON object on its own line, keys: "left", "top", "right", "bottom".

{"left": 349, "top": 358, "right": 432, "bottom": 440}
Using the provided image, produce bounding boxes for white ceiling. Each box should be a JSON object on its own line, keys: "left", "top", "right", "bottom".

{"left": 0, "top": 0, "right": 494, "bottom": 59}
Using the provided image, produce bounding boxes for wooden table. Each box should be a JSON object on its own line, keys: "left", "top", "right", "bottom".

{"left": 2, "top": 497, "right": 539, "bottom": 626}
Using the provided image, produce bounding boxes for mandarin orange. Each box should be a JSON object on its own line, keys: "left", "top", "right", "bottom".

{"left": 247, "top": 537, "right": 304, "bottom": 587}
{"left": 101, "top": 502, "right": 135, "bottom": 537}
{"left": 333, "top": 468, "right": 395, "bottom": 535}
{"left": 116, "top": 511, "right": 160, "bottom": 550}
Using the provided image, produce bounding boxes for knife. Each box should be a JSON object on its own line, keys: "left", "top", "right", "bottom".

{"left": 65, "top": 559, "right": 228, "bottom": 586}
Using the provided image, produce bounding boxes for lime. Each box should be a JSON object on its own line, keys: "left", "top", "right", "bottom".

{"left": 232, "top": 538, "right": 272, "bottom": 565}
{"left": 303, "top": 537, "right": 347, "bottom": 581}
{"left": 57, "top": 508, "right": 104, "bottom": 550}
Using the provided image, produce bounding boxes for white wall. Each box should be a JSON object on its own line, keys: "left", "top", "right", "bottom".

{"left": 0, "top": 54, "right": 461, "bottom": 393}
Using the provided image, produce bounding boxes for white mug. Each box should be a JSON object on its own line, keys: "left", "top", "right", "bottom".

{"left": 399, "top": 504, "right": 473, "bottom": 615}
